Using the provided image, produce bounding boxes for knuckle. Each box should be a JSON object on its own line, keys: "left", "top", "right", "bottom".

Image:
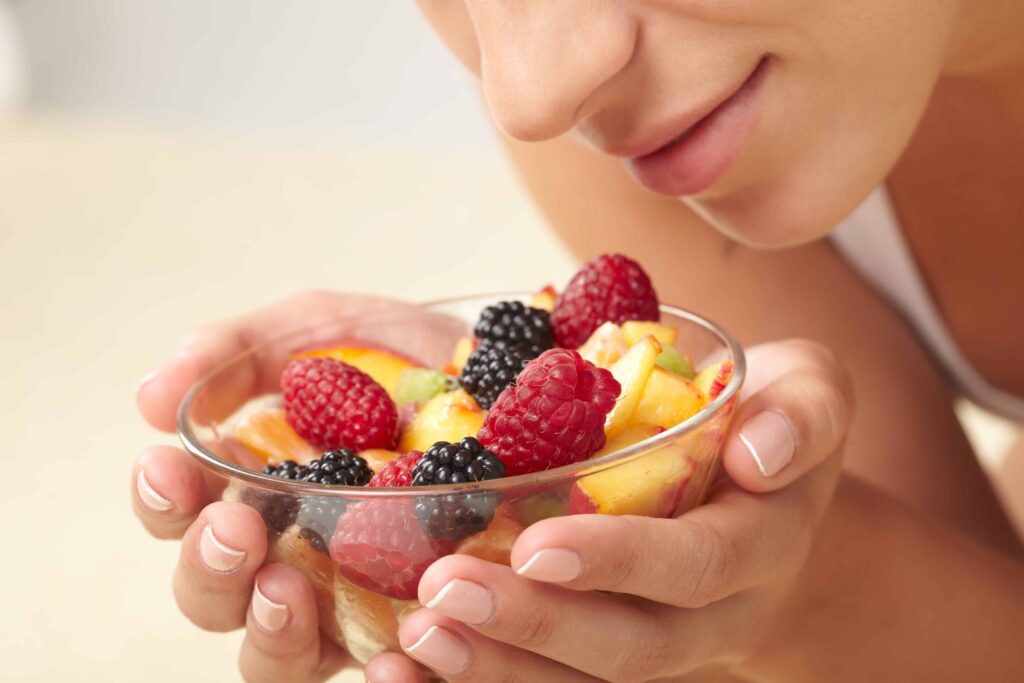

{"left": 798, "top": 370, "right": 854, "bottom": 447}
{"left": 607, "top": 621, "right": 674, "bottom": 683}
{"left": 603, "top": 521, "right": 647, "bottom": 589}
{"left": 508, "top": 608, "right": 557, "bottom": 651}
{"left": 677, "top": 520, "right": 735, "bottom": 608}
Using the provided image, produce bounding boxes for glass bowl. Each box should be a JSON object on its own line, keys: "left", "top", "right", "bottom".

{"left": 177, "top": 292, "right": 745, "bottom": 664}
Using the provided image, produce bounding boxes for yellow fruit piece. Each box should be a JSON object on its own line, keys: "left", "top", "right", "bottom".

{"left": 448, "top": 336, "right": 476, "bottom": 375}
{"left": 398, "top": 389, "right": 485, "bottom": 453}
{"left": 577, "top": 321, "right": 628, "bottom": 369}
{"left": 529, "top": 285, "right": 557, "bottom": 312}
{"left": 631, "top": 368, "right": 705, "bottom": 430}
{"left": 456, "top": 503, "right": 525, "bottom": 565}
{"left": 300, "top": 346, "right": 417, "bottom": 397}
{"left": 360, "top": 449, "right": 402, "bottom": 474}
{"left": 604, "top": 335, "right": 661, "bottom": 439}
{"left": 693, "top": 360, "right": 735, "bottom": 401}
{"left": 571, "top": 423, "right": 693, "bottom": 516}
{"left": 621, "top": 321, "right": 678, "bottom": 347}
{"left": 235, "top": 408, "right": 318, "bottom": 465}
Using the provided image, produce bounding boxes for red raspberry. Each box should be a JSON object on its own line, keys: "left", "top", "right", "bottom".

{"left": 477, "top": 349, "right": 620, "bottom": 475}
{"left": 367, "top": 450, "right": 422, "bottom": 488}
{"left": 551, "top": 253, "right": 660, "bottom": 348}
{"left": 329, "top": 499, "right": 454, "bottom": 600}
{"left": 281, "top": 357, "right": 397, "bottom": 451}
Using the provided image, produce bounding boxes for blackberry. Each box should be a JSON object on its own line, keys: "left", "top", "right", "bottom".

{"left": 302, "top": 449, "right": 373, "bottom": 487}
{"left": 458, "top": 342, "right": 533, "bottom": 410}
{"left": 242, "top": 460, "right": 308, "bottom": 533}
{"left": 296, "top": 496, "right": 349, "bottom": 554}
{"left": 412, "top": 437, "right": 506, "bottom": 542}
{"left": 474, "top": 301, "right": 554, "bottom": 352}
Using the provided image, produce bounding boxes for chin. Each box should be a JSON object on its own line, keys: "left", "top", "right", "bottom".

{"left": 682, "top": 169, "right": 877, "bottom": 250}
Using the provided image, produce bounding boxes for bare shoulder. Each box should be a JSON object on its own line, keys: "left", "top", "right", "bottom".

{"left": 502, "top": 133, "right": 1022, "bottom": 553}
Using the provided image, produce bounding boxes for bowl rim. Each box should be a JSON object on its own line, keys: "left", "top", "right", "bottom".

{"left": 177, "top": 291, "right": 746, "bottom": 497}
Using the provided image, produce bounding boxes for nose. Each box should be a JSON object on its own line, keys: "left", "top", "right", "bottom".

{"left": 466, "top": 1, "right": 638, "bottom": 141}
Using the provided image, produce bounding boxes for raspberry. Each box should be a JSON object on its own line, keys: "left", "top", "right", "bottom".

{"left": 302, "top": 449, "right": 374, "bottom": 486}
{"left": 458, "top": 342, "right": 535, "bottom": 410}
{"left": 410, "top": 438, "right": 506, "bottom": 542}
{"left": 551, "top": 254, "right": 660, "bottom": 348}
{"left": 329, "top": 499, "right": 455, "bottom": 600}
{"left": 368, "top": 450, "right": 422, "bottom": 488}
{"left": 473, "top": 301, "right": 554, "bottom": 351}
{"left": 477, "top": 349, "right": 620, "bottom": 475}
{"left": 281, "top": 357, "right": 397, "bottom": 451}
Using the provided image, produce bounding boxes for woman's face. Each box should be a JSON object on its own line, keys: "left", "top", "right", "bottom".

{"left": 416, "top": 0, "right": 965, "bottom": 247}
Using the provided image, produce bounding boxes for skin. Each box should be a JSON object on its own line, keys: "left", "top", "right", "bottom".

{"left": 132, "top": 1, "right": 1024, "bottom": 680}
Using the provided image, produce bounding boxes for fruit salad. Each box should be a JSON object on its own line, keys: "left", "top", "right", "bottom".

{"left": 185, "top": 254, "right": 742, "bottom": 664}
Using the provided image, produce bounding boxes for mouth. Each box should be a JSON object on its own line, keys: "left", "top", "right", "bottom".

{"left": 624, "top": 57, "right": 772, "bottom": 197}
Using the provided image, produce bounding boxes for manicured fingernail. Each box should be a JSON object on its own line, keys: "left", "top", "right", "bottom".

{"left": 425, "top": 579, "right": 494, "bottom": 626}
{"left": 252, "top": 581, "right": 291, "bottom": 632}
{"left": 199, "top": 524, "right": 246, "bottom": 572}
{"left": 136, "top": 470, "right": 173, "bottom": 511}
{"left": 515, "top": 548, "right": 582, "bottom": 583}
{"left": 403, "top": 625, "right": 471, "bottom": 675}
{"left": 136, "top": 370, "right": 159, "bottom": 397}
{"left": 738, "top": 410, "right": 796, "bottom": 477}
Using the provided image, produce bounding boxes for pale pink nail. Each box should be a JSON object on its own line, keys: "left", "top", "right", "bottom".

{"left": 403, "top": 625, "right": 471, "bottom": 675}
{"left": 252, "top": 581, "right": 290, "bottom": 632}
{"left": 199, "top": 524, "right": 246, "bottom": 572}
{"left": 425, "top": 579, "right": 494, "bottom": 626}
{"left": 136, "top": 369, "right": 159, "bottom": 396}
{"left": 738, "top": 410, "right": 797, "bottom": 477}
{"left": 137, "top": 470, "right": 173, "bottom": 511}
{"left": 515, "top": 548, "right": 582, "bottom": 583}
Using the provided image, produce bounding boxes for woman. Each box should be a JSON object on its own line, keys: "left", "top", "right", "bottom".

{"left": 132, "top": 2, "right": 1024, "bottom": 681}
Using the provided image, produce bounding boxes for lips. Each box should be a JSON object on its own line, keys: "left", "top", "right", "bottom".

{"left": 623, "top": 57, "right": 771, "bottom": 197}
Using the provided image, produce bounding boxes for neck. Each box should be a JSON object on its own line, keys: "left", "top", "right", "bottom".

{"left": 946, "top": 0, "right": 1024, "bottom": 76}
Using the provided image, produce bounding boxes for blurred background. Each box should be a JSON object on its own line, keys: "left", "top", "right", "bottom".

{"left": 0, "top": 3, "right": 1019, "bottom": 682}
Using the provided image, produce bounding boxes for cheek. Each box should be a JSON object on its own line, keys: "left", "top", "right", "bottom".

{"left": 688, "top": 2, "right": 957, "bottom": 248}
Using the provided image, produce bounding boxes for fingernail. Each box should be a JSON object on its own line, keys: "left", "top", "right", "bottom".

{"left": 252, "top": 581, "right": 291, "bottom": 632}
{"left": 136, "top": 369, "right": 159, "bottom": 397}
{"left": 403, "top": 625, "right": 471, "bottom": 675}
{"left": 738, "top": 410, "right": 797, "bottom": 477}
{"left": 515, "top": 548, "right": 582, "bottom": 583}
{"left": 199, "top": 524, "right": 247, "bottom": 572}
{"left": 136, "top": 470, "right": 173, "bottom": 511}
{"left": 425, "top": 579, "right": 494, "bottom": 626}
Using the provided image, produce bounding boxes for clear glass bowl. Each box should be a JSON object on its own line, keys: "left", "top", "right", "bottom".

{"left": 177, "top": 292, "right": 745, "bottom": 664}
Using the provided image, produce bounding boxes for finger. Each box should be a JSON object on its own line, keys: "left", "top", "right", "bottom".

{"left": 239, "top": 563, "right": 353, "bottom": 683}
{"left": 418, "top": 554, "right": 667, "bottom": 681}
{"left": 510, "top": 454, "right": 841, "bottom": 609}
{"left": 173, "top": 501, "right": 269, "bottom": 632}
{"left": 364, "top": 652, "right": 430, "bottom": 683}
{"left": 137, "top": 291, "right": 459, "bottom": 432}
{"left": 722, "top": 339, "right": 854, "bottom": 492}
{"left": 131, "top": 446, "right": 214, "bottom": 539}
{"left": 398, "top": 609, "right": 601, "bottom": 683}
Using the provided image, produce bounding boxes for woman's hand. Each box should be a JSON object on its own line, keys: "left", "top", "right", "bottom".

{"left": 382, "top": 339, "right": 854, "bottom": 682}
{"left": 131, "top": 291, "right": 446, "bottom": 683}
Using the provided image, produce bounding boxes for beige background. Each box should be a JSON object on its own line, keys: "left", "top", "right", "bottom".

{"left": 0, "top": 3, "right": 1020, "bottom": 682}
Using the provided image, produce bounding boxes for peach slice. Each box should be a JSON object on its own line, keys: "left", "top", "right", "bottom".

{"left": 445, "top": 335, "right": 477, "bottom": 376}
{"left": 397, "top": 389, "right": 485, "bottom": 453}
{"left": 693, "top": 360, "right": 735, "bottom": 401}
{"left": 269, "top": 526, "right": 339, "bottom": 640}
{"left": 529, "top": 284, "right": 557, "bottom": 312}
{"left": 568, "top": 423, "right": 694, "bottom": 517}
{"left": 235, "top": 408, "right": 318, "bottom": 465}
{"left": 299, "top": 345, "right": 418, "bottom": 397}
{"left": 604, "top": 335, "right": 661, "bottom": 439}
{"left": 456, "top": 503, "right": 525, "bottom": 566}
{"left": 577, "top": 321, "right": 628, "bottom": 369}
{"left": 621, "top": 321, "right": 678, "bottom": 347}
{"left": 359, "top": 448, "right": 402, "bottom": 474}
{"left": 631, "top": 367, "right": 705, "bottom": 430}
